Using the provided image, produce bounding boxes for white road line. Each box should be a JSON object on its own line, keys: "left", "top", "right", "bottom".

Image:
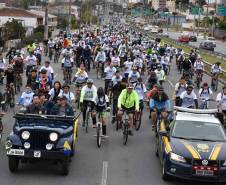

{"left": 101, "top": 161, "right": 108, "bottom": 185}
{"left": 54, "top": 73, "right": 58, "bottom": 78}
{"left": 167, "top": 79, "right": 174, "bottom": 87}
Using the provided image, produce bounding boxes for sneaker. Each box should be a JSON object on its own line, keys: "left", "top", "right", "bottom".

{"left": 82, "top": 122, "right": 85, "bottom": 127}
{"left": 128, "top": 130, "right": 134, "bottom": 136}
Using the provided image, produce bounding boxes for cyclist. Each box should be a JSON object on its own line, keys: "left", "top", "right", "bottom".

{"left": 47, "top": 38, "right": 55, "bottom": 60}
{"left": 128, "top": 67, "right": 140, "bottom": 84}
{"left": 133, "top": 54, "right": 143, "bottom": 73}
{"left": 95, "top": 48, "right": 106, "bottom": 78}
{"left": 61, "top": 53, "right": 74, "bottom": 84}
{"left": 111, "top": 53, "right": 120, "bottom": 68}
{"left": 149, "top": 86, "right": 171, "bottom": 130}
{"left": 174, "top": 76, "right": 187, "bottom": 106}
{"left": 199, "top": 82, "right": 213, "bottom": 109}
{"left": 0, "top": 53, "right": 6, "bottom": 84}
{"left": 82, "top": 45, "right": 92, "bottom": 72}
{"left": 73, "top": 64, "right": 88, "bottom": 86}
{"left": 155, "top": 64, "right": 165, "bottom": 85}
{"left": 182, "top": 58, "right": 193, "bottom": 78}
{"left": 40, "top": 61, "right": 54, "bottom": 80}
{"left": 4, "top": 65, "right": 15, "bottom": 87}
{"left": 211, "top": 62, "right": 221, "bottom": 88}
{"left": 6, "top": 47, "right": 16, "bottom": 64}
{"left": 123, "top": 57, "right": 133, "bottom": 79}
{"left": 134, "top": 77, "right": 147, "bottom": 113}
{"left": 104, "top": 63, "right": 116, "bottom": 94}
{"left": 216, "top": 85, "right": 226, "bottom": 117}
{"left": 117, "top": 83, "right": 140, "bottom": 136}
{"left": 34, "top": 43, "right": 43, "bottom": 65}
{"left": 25, "top": 52, "right": 37, "bottom": 77}
{"left": 58, "top": 84, "right": 75, "bottom": 106}
{"left": 18, "top": 84, "right": 34, "bottom": 107}
{"left": 194, "top": 57, "right": 204, "bottom": 82}
{"left": 95, "top": 87, "right": 110, "bottom": 137}
{"left": 179, "top": 85, "right": 198, "bottom": 108}
{"left": 80, "top": 79, "right": 97, "bottom": 127}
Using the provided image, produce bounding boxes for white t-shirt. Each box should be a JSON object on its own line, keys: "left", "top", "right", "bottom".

{"left": 199, "top": 87, "right": 213, "bottom": 100}
{"left": 128, "top": 71, "right": 140, "bottom": 82}
{"left": 134, "top": 83, "right": 147, "bottom": 100}
{"left": 20, "top": 92, "right": 34, "bottom": 107}
{"left": 48, "top": 88, "right": 63, "bottom": 101}
{"left": 180, "top": 91, "right": 197, "bottom": 108}
{"left": 58, "top": 91, "right": 75, "bottom": 103}
{"left": 0, "top": 58, "right": 6, "bottom": 69}
{"left": 25, "top": 55, "right": 37, "bottom": 66}
{"left": 104, "top": 67, "right": 116, "bottom": 80}
{"left": 40, "top": 66, "right": 54, "bottom": 79}
{"left": 175, "top": 83, "right": 187, "bottom": 97}
{"left": 216, "top": 92, "right": 226, "bottom": 110}
{"left": 124, "top": 61, "right": 133, "bottom": 73}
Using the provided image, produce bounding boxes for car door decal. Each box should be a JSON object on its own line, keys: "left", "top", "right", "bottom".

{"left": 209, "top": 143, "right": 222, "bottom": 160}
{"left": 182, "top": 141, "right": 201, "bottom": 159}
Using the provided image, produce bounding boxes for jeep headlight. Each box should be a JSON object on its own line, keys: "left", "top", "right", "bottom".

{"left": 170, "top": 152, "right": 186, "bottom": 163}
{"left": 21, "top": 131, "right": 30, "bottom": 140}
{"left": 49, "top": 132, "right": 58, "bottom": 142}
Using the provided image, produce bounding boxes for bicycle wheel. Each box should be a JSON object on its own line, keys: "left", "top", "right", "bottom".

{"left": 123, "top": 122, "right": 128, "bottom": 145}
{"left": 135, "top": 111, "right": 142, "bottom": 131}
{"left": 97, "top": 124, "right": 101, "bottom": 148}
{"left": 85, "top": 111, "right": 89, "bottom": 133}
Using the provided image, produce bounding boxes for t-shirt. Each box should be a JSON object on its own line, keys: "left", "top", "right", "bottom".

{"left": 216, "top": 93, "right": 226, "bottom": 110}
{"left": 104, "top": 67, "right": 116, "bottom": 80}
{"left": 58, "top": 91, "right": 75, "bottom": 103}
{"left": 134, "top": 83, "right": 147, "bottom": 100}
{"left": 25, "top": 55, "right": 37, "bottom": 66}
{"left": 124, "top": 61, "right": 133, "bottom": 73}
{"left": 80, "top": 85, "right": 97, "bottom": 102}
{"left": 199, "top": 88, "right": 212, "bottom": 100}
{"left": 128, "top": 71, "right": 140, "bottom": 83}
{"left": 180, "top": 91, "right": 197, "bottom": 108}
{"left": 175, "top": 83, "right": 187, "bottom": 97}
{"left": 40, "top": 66, "right": 54, "bottom": 79}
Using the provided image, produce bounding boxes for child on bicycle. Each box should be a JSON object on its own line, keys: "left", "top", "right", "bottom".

{"left": 95, "top": 87, "right": 110, "bottom": 137}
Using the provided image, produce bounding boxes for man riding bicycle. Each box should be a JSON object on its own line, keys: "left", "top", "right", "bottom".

{"left": 194, "top": 57, "right": 204, "bottom": 82}
{"left": 149, "top": 86, "right": 171, "bottom": 130}
{"left": 61, "top": 53, "right": 74, "bottom": 84}
{"left": 117, "top": 83, "right": 140, "bottom": 136}
{"left": 80, "top": 79, "right": 97, "bottom": 128}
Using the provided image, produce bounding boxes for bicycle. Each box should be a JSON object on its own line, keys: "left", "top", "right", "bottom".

{"left": 195, "top": 71, "right": 203, "bottom": 89}
{"left": 14, "top": 71, "right": 22, "bottom": 94}
{"left": 122, "top": 110, "right": 135, "bottom": 145}
{"left": 211, "top": 73, "right": 219, "bottom": 92}
{"left": 200, "top": 99, "right": 215, "bottom": 109}
{"left": 84, "top": 102, "right": 93, "bottom": 133}
{"left": 54, "top": 50, "right": 60, "bottom": 63}
{"left": 2, "top": 84, "right": 15, "bottom": 112}
{"left": 75, "top": 82, "right": 84, "bottom": 109}
{"left": 96, "top": 107, "right": 111, "bottom": 148}
{"left": 133, "top": 104, "right": 143, "bottom": 131}
{"left": 64, "top": 68, "right": 72, "bottom": 84}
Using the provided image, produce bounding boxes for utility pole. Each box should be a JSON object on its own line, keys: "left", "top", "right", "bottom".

{"left": 68, "top": 0, "right": 72, "bottom": 31}
{"left": 44, "top": 0, "right": 49, "bottom": 40}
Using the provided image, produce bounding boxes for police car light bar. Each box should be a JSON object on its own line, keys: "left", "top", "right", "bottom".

{"left": 174, "top": 106, "right": 218, "bottom": 114}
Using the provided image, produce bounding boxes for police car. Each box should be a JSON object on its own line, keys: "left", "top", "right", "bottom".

{"left": 156, "top": 107, "right": 226, "bottom": 182}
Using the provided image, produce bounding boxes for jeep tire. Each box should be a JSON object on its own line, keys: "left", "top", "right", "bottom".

{"left": 8, "top": 156, "right": 19, "bottom": 172}
{"left": 60, "top": 159, "right": 69, "bottom": 176}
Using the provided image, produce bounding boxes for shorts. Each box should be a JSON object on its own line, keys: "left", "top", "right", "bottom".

{"left": 83, "top": 100, "right": 95, "bottom": 111}
{"left": 139, "top": 100, "right": 144, "bottom": 110}
{"left": 121, "top": 105, "right": 135, "bottom": 113}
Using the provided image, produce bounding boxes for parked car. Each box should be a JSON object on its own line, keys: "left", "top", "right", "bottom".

{"left": 189, "top": 35, "right": 197, "bottom": 42}
{"left": 207, "top": 37, "right": 216, "bottom": 47}
{"left": 5, "top": 113, "right": 80, "bottom": 175}
{"left": 199, "top": 41, "right": 215, "bottom": 51}
{"left": 178, "top": 34, "right": 190, "bottom": 43}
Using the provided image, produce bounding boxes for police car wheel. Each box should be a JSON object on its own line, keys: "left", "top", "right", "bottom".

{"left": 162, "top": 159, "right": 170, "bottom": 181}
{"left": 60, "top": 160, "right": 69, "bottom": 176}
{"left": 8, "top": 156, "right": 19, "bottom": 173}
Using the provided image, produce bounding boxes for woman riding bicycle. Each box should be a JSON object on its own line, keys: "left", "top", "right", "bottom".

{"left": 95, "top": 87, "right": 110, "bottom": 137}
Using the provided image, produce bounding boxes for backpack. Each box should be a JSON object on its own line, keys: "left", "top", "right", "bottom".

{"left": 134, "top": 83, "right": 144, "bottom": 91}
{"left": 200, "top": 87, "right": 210, "bottom": 95}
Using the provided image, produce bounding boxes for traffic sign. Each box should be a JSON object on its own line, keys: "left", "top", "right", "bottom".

{"left": 217, "top": 5, "right": 226, "bottom": 16}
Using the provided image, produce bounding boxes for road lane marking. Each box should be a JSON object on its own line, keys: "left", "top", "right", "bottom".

{"left": 167, "top": 79, "right": 174, "bottom": 87}
{"left": 101, "top": 161, "right": 108, "bottom": 185}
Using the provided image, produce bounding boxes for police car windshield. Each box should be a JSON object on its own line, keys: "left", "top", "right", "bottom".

{"left": 171, "top": 121, "right": 226, "bottom": 142}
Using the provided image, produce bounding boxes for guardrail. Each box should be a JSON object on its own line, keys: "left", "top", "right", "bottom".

{"left": 134, "top": 27, "right": 226, "bottom": 84}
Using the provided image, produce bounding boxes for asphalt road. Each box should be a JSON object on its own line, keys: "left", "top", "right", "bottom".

{"left": 165, "top": 30, "right": 226, "bottom": 54}
{"left": 0, "top": 54, "right": 223, "bottom": 185}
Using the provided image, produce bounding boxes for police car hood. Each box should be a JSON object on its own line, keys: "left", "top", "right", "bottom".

{"left": 170, "top": 137, "right": 226, "bottom": 160}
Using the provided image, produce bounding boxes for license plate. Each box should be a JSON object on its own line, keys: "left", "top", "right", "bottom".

{"left": 34, "top": 151, "right": 41, "bottom": 158}
{"left": 196, "top": 170, "right": 214, "bottom": 176}
{"left": 7, "top": 149, "right": 24, "bottom": 156}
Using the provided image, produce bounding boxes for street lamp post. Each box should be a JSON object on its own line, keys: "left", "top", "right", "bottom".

{"left": 42, "top": 0, "right": 49, "bottom": 40}
{"left": 68, "top": 0, "right": 72, "bottom": 31}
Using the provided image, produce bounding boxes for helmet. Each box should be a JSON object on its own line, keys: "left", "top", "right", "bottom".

{"left": 87, "top": 79, "right": 94, "bottom": 84}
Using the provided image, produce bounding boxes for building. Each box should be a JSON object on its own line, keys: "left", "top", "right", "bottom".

{"left": 28, "top": 10, "right": 58, "bottom": 28}
{"left": 166, "top": 0, "right": 175, "bottom": 12}
{"left": 152, "top": 0, "right": 166, "bottom": 10}
{"left": 0, "top": 7, "right": 42, "bottom": 35}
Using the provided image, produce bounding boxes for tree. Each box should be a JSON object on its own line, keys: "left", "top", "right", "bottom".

{"left": 4, "top": 19, "right": 26, "bottom": 40}
{"left": 21, "top": 0, "right": 29, "bottom": 9}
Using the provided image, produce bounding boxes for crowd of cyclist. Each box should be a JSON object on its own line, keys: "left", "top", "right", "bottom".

{"left": 0, "top": 19, "right": 226, "bottom": 137}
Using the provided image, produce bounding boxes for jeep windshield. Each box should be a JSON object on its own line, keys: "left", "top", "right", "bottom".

{"left": 171, "top": 121, "right": 226, "bottom": 142}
